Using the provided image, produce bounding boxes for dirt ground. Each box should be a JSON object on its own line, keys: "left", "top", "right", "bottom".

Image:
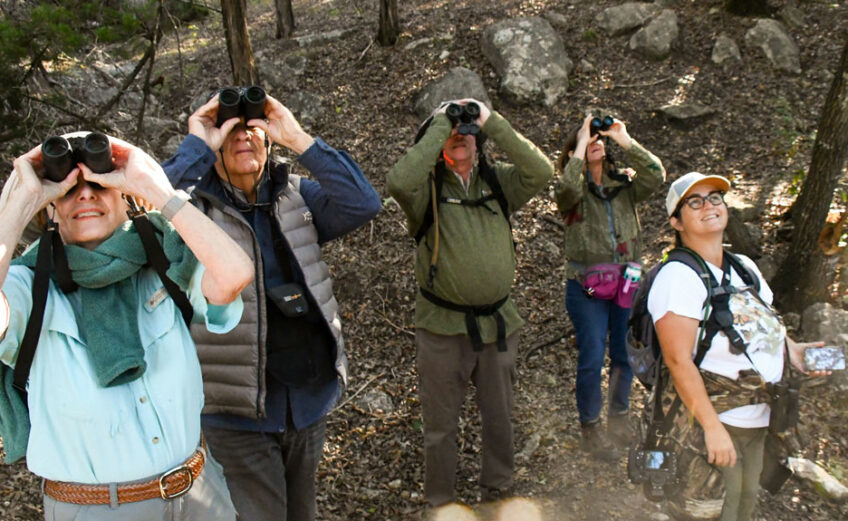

{"left": 1, "top": 1, "right": 847, "bottom": 520}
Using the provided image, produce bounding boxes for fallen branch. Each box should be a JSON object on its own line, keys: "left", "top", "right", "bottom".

{"left": 337, "top": 372, "right": 385, "bottom": 410}
{"left": 611, "top": 76, "right": 673, "bottom": 89}
{"left": 524, "top": 332, "right": 568, "bottom": 361}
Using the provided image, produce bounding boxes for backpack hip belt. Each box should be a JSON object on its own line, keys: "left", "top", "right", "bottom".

{"left": 419, "top": 288, "right": 509, "bottom": 352}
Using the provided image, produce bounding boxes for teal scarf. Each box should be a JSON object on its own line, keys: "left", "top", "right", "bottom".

{"left": 12, "top": 211, "right": 198, "bottom": 387}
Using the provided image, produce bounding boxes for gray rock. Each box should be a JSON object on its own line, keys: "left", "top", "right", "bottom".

{"left": 480, "top": 17, "right": 573, "bottom": 106}
{"left": 629, "top": 9, "right": 679, "bottom": 61}
{"left": 755, "top": 254, "right": 778, "bottom": 284}
{"left": 744, "top": 19, "right": 801, "bottom": 74}
{"left": 285, "top": 91, "right": 325, "bottom": 126}
{"left": 516, "top": 431, "right": 541, "bottom": 461}
{"left": 263, "top": 55, "right": 310, "bottom": 92}
{"left": 595, "top": 2, "right": 658, "bottom": 37}
{"left": 163, "top": 134, "right": 185, "bottom": 158}
{"left": 404, "top": 37, "right": 434, "bottom": 51}
{"left": 724, "top": 192, "right": 758, "bottom": 222}
{"left": 656, "top": 102, "right": 715, "bottom": 121}
{"left": 712, "top": 34, "right": 741, "bottom": 65}
{"left": 412, "top": 67, "right": 491, "bottom": 119}
{"left": 543, "top": 11, "right": 570, "bottom": 30}
{"left": 293, "top": 28, "right": 356, "bottom": 48}
{"left": 788, "top": 458, "right": 848, "bottom": 501}
{"left": 355, "top": 389, "right": 395, "bottom": 414}
{"left": 801, "top": 302, "right": 848, "bottom": 345}
{"left": 779, "top": 5, "right": 806, "bottom": 29}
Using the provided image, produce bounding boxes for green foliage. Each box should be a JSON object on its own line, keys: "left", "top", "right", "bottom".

{"left": 0, "top": 0, "right": 208, "bottom": 128}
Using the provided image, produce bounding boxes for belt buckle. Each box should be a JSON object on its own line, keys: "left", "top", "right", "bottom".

{"left": 158, "top": 464, "right": 193, "bottom": 500}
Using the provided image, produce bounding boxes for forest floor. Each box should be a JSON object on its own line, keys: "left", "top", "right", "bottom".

{"left": 1, "top": 1, "right": 848, "bottom": 520}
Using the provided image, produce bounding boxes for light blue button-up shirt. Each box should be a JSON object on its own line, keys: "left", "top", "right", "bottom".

{"left": 0, "top": 263, "right": 242, "bottom": 484}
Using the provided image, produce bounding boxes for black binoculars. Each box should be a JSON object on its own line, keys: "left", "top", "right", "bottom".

{"left": 216, "top": 85, "right": 267, "bottom": 127}
{"left": 41, "top": 133, "right": 113, "bottom": 183}
{"left": 445, "top": 102, "right": 481, "bottom": 136}
{"left": 590, "top": 115, "right": 615, "bottom": 136}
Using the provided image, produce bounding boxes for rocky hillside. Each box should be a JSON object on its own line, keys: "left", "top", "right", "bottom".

{"left": 1, "top": 1, "right": 847, "bottom": 520}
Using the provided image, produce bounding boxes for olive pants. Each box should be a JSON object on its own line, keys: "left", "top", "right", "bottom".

{"left": 719, "top": 425, "right": 767, "bottom": 521}
{"left": 416, "top": 329, "right": 519, "bottom": 507}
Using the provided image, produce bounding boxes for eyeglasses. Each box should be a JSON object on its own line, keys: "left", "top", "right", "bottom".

{"left": 681, "top": 190, "right": 725, "bottom": 210}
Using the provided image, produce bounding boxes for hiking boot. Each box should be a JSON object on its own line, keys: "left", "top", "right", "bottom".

{"left": 580, "top": 420, "right": 620, "bottom": 461}
{"left": 607, "top": 412, "right": 636, "bottom": 448}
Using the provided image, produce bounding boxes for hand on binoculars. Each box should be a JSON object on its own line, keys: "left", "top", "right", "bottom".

{"left": 437, "top": 98, "right": 490, "bottom": 127}
{"left": 600, "top": 118, "right": 632, "bottom": 149}
{"left": 189, "top": 95, "right": 242, "bottom": 151}
{"left": 81, "top": 139, "right": 175, "bottom": 210}
{"left": 249, "top": 95, "right": 315, "bottom": 155}
{"left": 5, "top": 146, "right": 80, "bottom": 214}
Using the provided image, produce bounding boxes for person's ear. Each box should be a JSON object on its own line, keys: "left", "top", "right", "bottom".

{"left": 670, "top": 214, "right": 684, "bottom": 232}
{"left": 568, "top": 150, "right": 574, "bottom": 158}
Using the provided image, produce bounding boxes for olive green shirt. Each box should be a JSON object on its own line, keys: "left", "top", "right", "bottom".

{"left": 388, "top": 112, "right": 553, "bottom": 341}
{"left": 553, "top": 141, "right": 665, "bottom": 279}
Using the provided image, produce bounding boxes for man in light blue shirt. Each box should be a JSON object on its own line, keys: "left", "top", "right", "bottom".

{"left": 0, "top": 134, "right": 254, "bottom": 520}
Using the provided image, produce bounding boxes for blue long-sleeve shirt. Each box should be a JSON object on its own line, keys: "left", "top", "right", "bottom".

{"left": 162, "top": 135, "right": 381, "bottom": 432}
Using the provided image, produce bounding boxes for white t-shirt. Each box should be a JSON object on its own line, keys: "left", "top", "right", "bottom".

{"left": 647, "top": 254, "right": 785, "bottom": 428}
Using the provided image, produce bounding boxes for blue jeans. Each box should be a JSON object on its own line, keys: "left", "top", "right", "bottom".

{"left": 565, "top": 278, "right": 633, "bottom": 424}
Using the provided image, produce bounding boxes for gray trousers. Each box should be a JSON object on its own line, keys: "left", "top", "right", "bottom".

{"left": 416, "top": 328, "right": 519, "bottom": 507}
{"left": 719, "top": 425, "right": 767, "bottom": 521}
{"left": 203, "top": 418, "right": 327, "bottom": 521}
{"left": 42, "top": 449, "right": 236, "bottom": 521}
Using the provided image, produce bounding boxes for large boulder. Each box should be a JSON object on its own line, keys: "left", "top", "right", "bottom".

{"left": 595, "top": 2, "right": 658, "bottom": 36}
{"left": 801, "top": 302, "right": 848, "bottom": 346}
{"left": 744, "top": 19, "right": 801, "bottom": 74}
{"left": 481, "top": 17, "right": 572, "bottom": 106}
{"left": 629, "top": 9, "right": 679, "bottom": 61}
{"left": 412, "top": 67, "right": 491, "bottom": 119}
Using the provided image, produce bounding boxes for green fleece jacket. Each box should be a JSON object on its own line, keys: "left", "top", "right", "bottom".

{"left": 554, "top": 141, "right": 665, "bottom": 279}
{"left": 388, "top": 112, "right": 553, "bottom": 341}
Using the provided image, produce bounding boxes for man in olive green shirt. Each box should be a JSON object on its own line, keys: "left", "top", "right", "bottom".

{"left": 388, "top": 98, "right": 553, "bottom": 507}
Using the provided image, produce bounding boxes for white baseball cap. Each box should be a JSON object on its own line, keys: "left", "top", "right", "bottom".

{"left": 666, "top": 172, "right": 731, "bottom": 216}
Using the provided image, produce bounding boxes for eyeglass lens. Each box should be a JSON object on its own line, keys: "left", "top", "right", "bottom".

{"left": 684, "top": 191, "right": 724, "bottom": 210}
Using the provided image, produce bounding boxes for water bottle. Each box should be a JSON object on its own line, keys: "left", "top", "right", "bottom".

{"left": 622, "top": 262, "right": 641, "bottom": 294}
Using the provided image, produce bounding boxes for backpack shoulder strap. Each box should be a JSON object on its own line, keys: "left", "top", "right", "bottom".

{"left": 724, "top": 251, "right": 760, "bottom": 292}
{"left": 477, "top": 164, "right": 510, "bottom": 221}
{"left": 131, "top": 211, "right": 193, "bottom": 327}
{"left": 414, "top": 168, "right": 444, "bottom": 244}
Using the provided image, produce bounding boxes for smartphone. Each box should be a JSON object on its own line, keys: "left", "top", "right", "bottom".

{"left": 803, "top": 346, "right": 846, "bottom": 371}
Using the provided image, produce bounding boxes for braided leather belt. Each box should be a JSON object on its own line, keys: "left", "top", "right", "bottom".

{"left": 44, "top": 441, "right": 205, "bottom": 505}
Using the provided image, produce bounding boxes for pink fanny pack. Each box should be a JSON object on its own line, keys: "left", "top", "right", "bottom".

{"left": 580, "top": 263, "right": 622, "bottom": 300}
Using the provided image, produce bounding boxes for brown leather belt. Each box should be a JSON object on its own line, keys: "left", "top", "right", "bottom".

{"left": 44, "top": 440, "right": 205, "bottom": 505}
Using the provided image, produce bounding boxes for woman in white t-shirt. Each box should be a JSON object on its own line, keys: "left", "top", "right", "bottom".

{"left": 649, "top": 172, "right": 824, "bottom": 521}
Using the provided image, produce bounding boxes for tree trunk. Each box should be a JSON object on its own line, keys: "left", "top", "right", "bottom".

{"left": 376, "top": 0, "right": 399, "bottom": 47}
{"left": 725, "top": 208, "right": 761, "bottom": 260}
{"left": 220, "top": 0, "right": 257, "bottom": 85}
{"left": 773, "top": 37, "right": 848, "bottom": 312}
{"left": 274, "top": 0, "right": 295, "bottom": 39}
{"left": 724, "top": 0, "right": 774, "bottom": 16}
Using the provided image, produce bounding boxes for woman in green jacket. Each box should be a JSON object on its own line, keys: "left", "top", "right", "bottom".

{"left": 554, "top": 114, "right": 666, "bottom": 460}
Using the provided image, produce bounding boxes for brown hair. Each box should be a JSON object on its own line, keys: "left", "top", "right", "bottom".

{"left": 555, "top": 125, "right": 581, "bottom": 175}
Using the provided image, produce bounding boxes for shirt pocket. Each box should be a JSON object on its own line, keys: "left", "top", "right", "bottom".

{"left": 138, "top": 282, "right": 177, "bottom": 349}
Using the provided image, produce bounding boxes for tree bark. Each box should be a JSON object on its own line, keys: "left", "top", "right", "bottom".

{"left": 274, "top": 0, "right": 295, "bottom": 39}
{"left": 773, "top": 36, "right": 848, "bottom": 312}
{"left": 376, "top": 0, "right": 399, "bottom": 47}
{"left": 220, "top": 0, "right": 257, "bottom": 85}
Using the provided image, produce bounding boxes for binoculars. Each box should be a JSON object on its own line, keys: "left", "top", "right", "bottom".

{"left": 445, "top": 102, "right": 481, "bottom": 136}
{"left": 590, "top": 115, "right": 615, "bottom": 136}
{"left": 216, "top": 85, "right": 267, "bottom": 127}
{"left": 41, "top": 133, "right": 113, "bottom": 183}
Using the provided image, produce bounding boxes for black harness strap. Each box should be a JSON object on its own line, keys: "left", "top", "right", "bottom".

{"left": 420, "top": 288, "right": 509, "bottom": 352}
{"left": 12, "top": 224, "right": 57, "bottom": 397}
